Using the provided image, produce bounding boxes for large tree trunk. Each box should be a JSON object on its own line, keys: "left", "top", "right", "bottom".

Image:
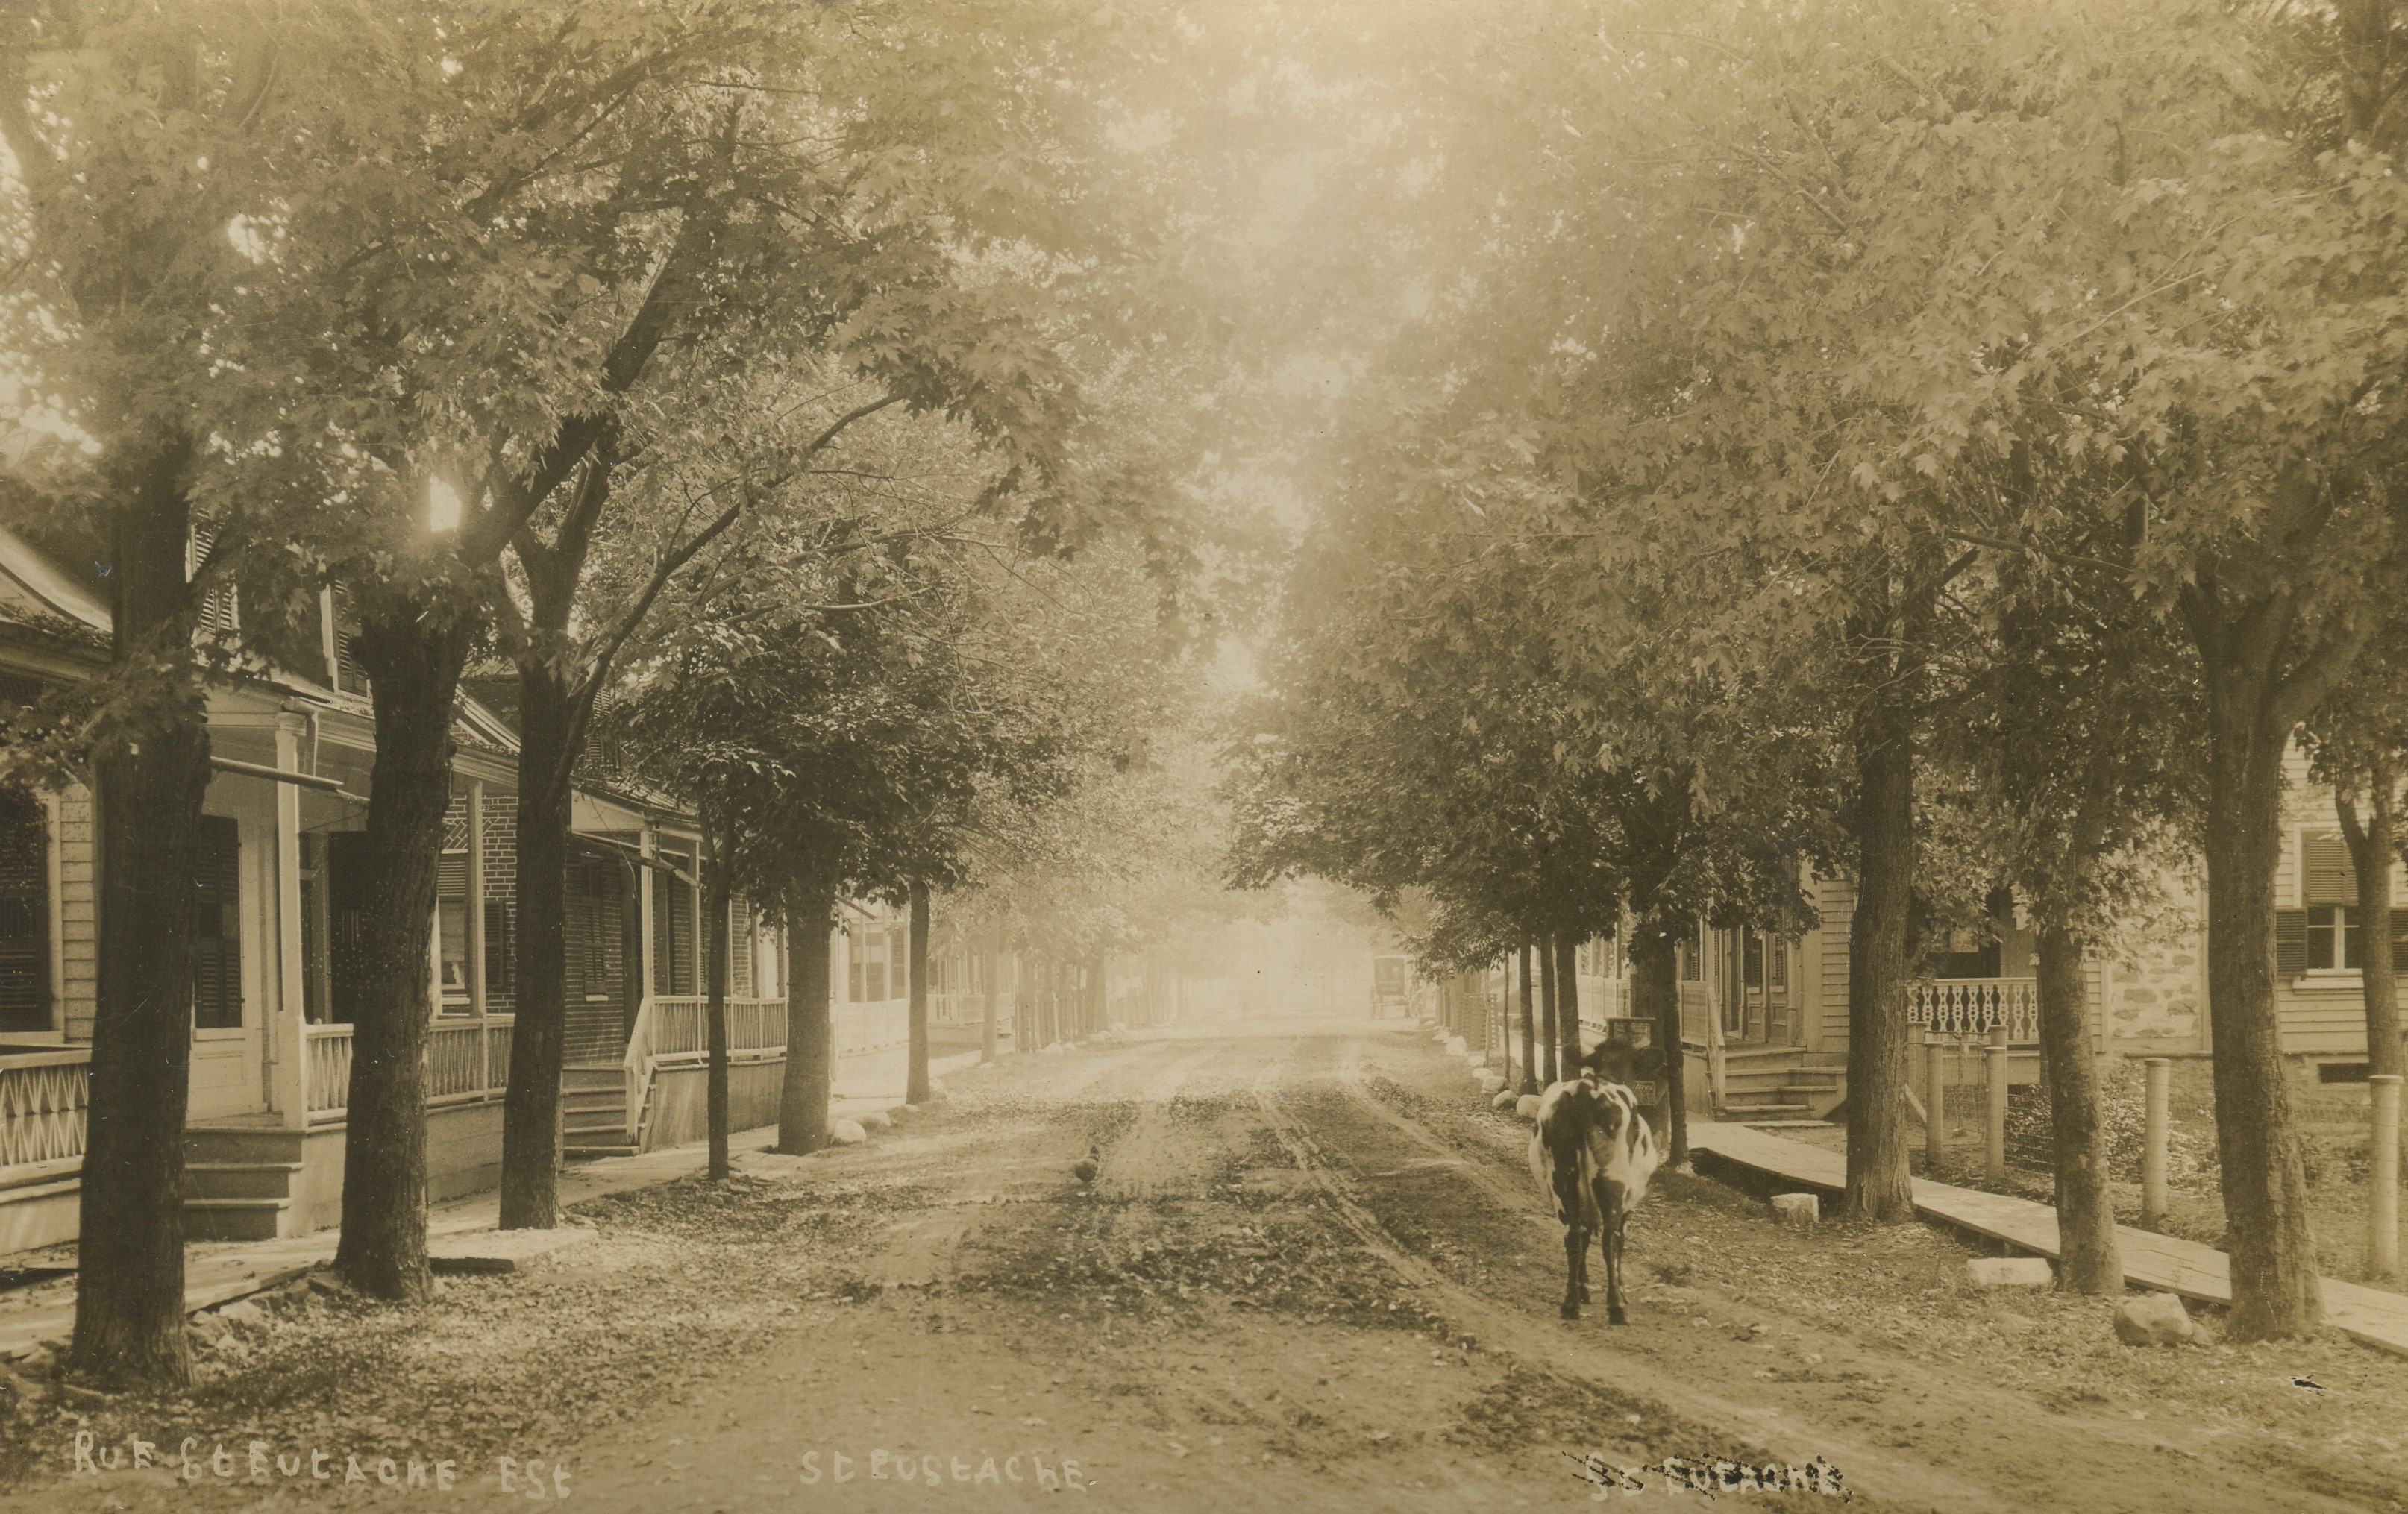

{"left": 2340, "top": 773, "right": 2402, "bottom": 1081}
{"left": 1843, "top": 681, "right": 1917, "bottom": 1222}
{"left": 71, "top": 460, "right": 208, "bottom": 1389}
{"left": 700, "top": 827, "right": 730, "bottom": 1181}
{"left": 498, "top": 664, "right": 574, "bottom": 1229}
{"left": 2200, "top": 667, "right": 2323, "bottom": 1337}
{"left": 2037, "top": 917, "right": 2120, "bottom": 1292}
{"left": 1555, "top": 934, "right": 1582, "bottom": 1069}
{"left": 776, "top": 883, "right": 836, "bottom": 1154}
{"left": 906, "top": 881, "right": 932, "bottom": 1103}
{"left": 981, "top": 937, "right": 1001, "bottom": 1064}
{"left": 1517, "top": 944, "right": 1539, "bottom": 1095}
{"left": 1630, "top": 925, "right": 1684, "bottom": 1166}
{"left": 1539, "top": 937, "right": 1560, "bottom": 1085}
{"left": 336, "top": 591, "right": 474, "bottom": 1300}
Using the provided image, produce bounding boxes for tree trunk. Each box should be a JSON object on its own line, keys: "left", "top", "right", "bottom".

{"left": 336, "top": 591, "right": 474, "bottom": 1300}
{"left": 71, "top": 459, "right": 207, "bottom": 1389}
{"left": 1555, "top": 934, "right": 1582, "bottom": 1069}
{"left": 777, "top": 883, "right": 836, "bottom": 1154}
{"left": 1517, "top": 944, "right": 1539, "bottom": 1095}
{"left": 2340, "top": 773, "right": 2402, "bottom": 1081}
{"left": 906, "top": 881, "right": 932, "bottom": 1103}
{"left": 981, "top": 936, "right": 1001, "bottom": 1063}
{"left": 1843, "top": 682, "right": 1917, "bottom": 1222}
{"left": 498, "top": 665, "right": 574, "bottom": 1230}
{"left": 1631, "top": 925, "right": 1685, "bottom": 1166}
{"left": 1539, "top": 937, "right": 1560, "bottom": 1085}
{"left": 700, "top": 827, "right": 730, "bottom": 1182}
{"left": 2199, "top": 665, "right": 2323, "bottom": 1338}
{"left": 2037, "top": 917, "right": 2120, "bottom": 1292}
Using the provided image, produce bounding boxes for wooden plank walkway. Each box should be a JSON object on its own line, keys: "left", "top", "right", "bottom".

{"left": 1687, "top": 1118, "right": 2408, "bottom": 1359}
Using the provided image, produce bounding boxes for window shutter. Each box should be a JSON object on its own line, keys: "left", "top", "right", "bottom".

{"left": 2303, "top": 835, "right": 2357, "bottom": 905}
{"left": 2275, "top": 909, "right": 2310, "bottom": 979}
{"left": 2392, "top": 910, "right": 2408, "bottom": 975}
{"left": 0, "top": 789, "right": 50, "bottom": 1033}
{"left": 189, "top": 526, "right": 237, "bottom": 638}
{"left": 331, "top": 585, "right": 370, "bottom": 697}
{"left": 192, "top": 815, "right": 242, "bottom": 1029}
{"left": 484, "top": 899, "right": 513, "bottom": 998}
{"left": 327, "top": 830, "right": 371, "bottom": 1025}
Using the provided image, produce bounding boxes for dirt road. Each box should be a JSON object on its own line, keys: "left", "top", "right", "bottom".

{"left": 556, "top": 1020, "right": 2398, "bottom": 1514}
{"left": 12, "top": 1017, "right": 2403, "bottom": 1514}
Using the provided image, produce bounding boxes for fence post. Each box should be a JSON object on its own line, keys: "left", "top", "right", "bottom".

{"left": 1984, "top": 1023, "right": 2009, "bottom": 1183}
{"left": 2370, "top": 1074, "right": 2401, "bottom": 1279}
{"left": 2142, "top": 1056, "right": 2171, "bottom": 1231}
{"left": 1926, "top": 1037, "right": 1947, "bottom": 1170}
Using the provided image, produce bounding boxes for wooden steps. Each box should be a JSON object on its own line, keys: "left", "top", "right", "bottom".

{"left": 562, "top": 1064, "right": 639, "bottom": 1160}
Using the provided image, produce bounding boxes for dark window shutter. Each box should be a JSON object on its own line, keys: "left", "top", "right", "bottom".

{"left": 2275, "top": 909, "right": 2309, "bottom": 979}
{"left": 2303, "top": 835, "right": 2357, "bottom": 905}
{"left": 2391, "top": 910, "right": 2408, "bottom": 975}
{"left": 484, "top": 899, "right": 512, "bottom": 997}
{"left": 326, "top": 830, "right": 371, "bottom": 1024}
{"left": 0, "top": 789, "right": 50, "bottom": 1033}
{"left": 331, "top": 585, "right": 370, "bottom": 697}
{"left": 192, "top": 815, "right": 242, "bottom": 1029}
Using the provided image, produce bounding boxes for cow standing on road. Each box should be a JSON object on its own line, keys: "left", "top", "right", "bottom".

{"left": 1529, "top": 1043, "right": 1664, "bottom": 1323}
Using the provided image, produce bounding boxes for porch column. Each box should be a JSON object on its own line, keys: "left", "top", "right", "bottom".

{"left": 269, "top": 716, "right": 309, "bottom": 1128}
{"left": 466, "top": 779, "right": 486, "bottom": 1018}
{"left": 638, "top": 824, "right": 657, "bottom": 996}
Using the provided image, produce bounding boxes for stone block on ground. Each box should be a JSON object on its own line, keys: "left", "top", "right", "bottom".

{"left": 1474, "top": 1069, "right": 1506, "bottom": 1095}
{"left": 2114, "top": 1292, "right": 2198, "bottom": 1346}
{"left": 1444, "top": 1037, "right": 1468, "bottom": 1058}
{"left": 1769, "top": 1193, "right": 1819, "bottom": 1229}
{"left": 1490, "top": 1089, "right": 1520, "bottom": 1111}
{"left": 186, "top": 1311, "right": 232, "bottom": 1345}
{"left": 859, "top": 1110, "right": 894, "bottom": 1131}
{"left": 216, "top": 1299, "right": 268, "bottom": 1330}
{"left": 1963, "top": 1257, "right": 2054, "bottom": 1290}
{"left": 1515, "top": 1093, "right": 1542, "bottom": 1120}
{"left": 830, "top": 1119, "right": 868, "bottom": 1146}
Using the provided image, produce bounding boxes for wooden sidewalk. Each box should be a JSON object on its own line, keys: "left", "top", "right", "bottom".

{"left": 1687, "top": 1118, "right": 2408, "bottom": 1359}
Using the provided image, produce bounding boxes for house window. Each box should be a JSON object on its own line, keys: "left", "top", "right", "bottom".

{"left": 436, "top": 850, "right": 471, "bottom": 1008}
{"left": 2307, "top": 905, "right": 2362, "bottom": 971}
{"left": 651, "top": 864, "right": 696, "bottom": 996}
{"left": 1769, "top": 937, "right": 1789, "bottom": 990}
{"left": 848, "top": 926, "right": 890, "bottom": 1003}
{"left": 1743, "top": 933, "right": 1765, "bottom": 990}
{"left": 1680, "top": 928, "right": 1703, "bottom": 982}
{"left": 192, "top": 815, "right": 242, "bottom": 1031}
{"left": 0, "top": 788, "right": 51, "bottom": 1034}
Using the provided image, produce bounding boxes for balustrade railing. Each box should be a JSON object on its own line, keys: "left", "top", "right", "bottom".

{"left": 306, "top": 1025, "right": 353, "bottom": 1118}
{"left": 1678, "top": 981, "right": 1711, "bottom": 1046}
{"left": 622, "top": 995, "right": 788, "bottom": 1145}
{"left": 0, "top": 1049, "right": 90, "bottom": 1175}
{"left": 1907, "top": 977, "right": 2039, "bottom": 1043}
{"left": 304, "top": 1017, "right": 515, "bottom": 1123}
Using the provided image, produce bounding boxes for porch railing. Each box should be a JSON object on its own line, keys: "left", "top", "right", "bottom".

{"left": 304, "top": 1017, "right": 515, "bottom": 1124}
{"left": 835, "top": 998, "right": 910, "bottom": 1058}
{"left": 1907, "top": 977, "right": 2039, "bottom": 1043}
{"left": 621, "top": 994, "right": 788, "bottom": 1144}
{"left": 0, "top": 1049, "right": 90, "bottom": 1176}
{"left": 1678, "top": 981, "right": 1711, "bottom": 1046}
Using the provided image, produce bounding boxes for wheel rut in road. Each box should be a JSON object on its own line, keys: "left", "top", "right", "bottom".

{"left": 1284, "top": 1031, "right": 2373, "bottom": 1514}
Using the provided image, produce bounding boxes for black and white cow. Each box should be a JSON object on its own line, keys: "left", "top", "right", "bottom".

{"left": 1528, "top": 1043, "right": 1663, "bottom": 1323}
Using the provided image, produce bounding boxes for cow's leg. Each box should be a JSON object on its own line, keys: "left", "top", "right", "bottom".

{"left": 1560, "top": 1223, "right": 1583, "bottom": 1320}
{"left": 1576, "top": 1224, "right": 1591, "bottom": 1303}
{"left": 1601, "top": 1184, "right": 1627, "bottom": 1325}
